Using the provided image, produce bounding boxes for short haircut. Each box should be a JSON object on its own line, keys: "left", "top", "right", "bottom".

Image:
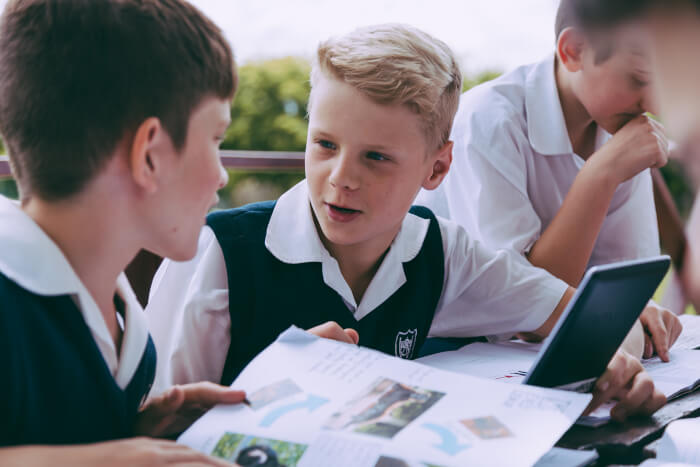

{"left": 555, "top": 0, "right": 650, "bottom": 63}
{"left": 569, "top": 0, "right": 700, "bottom": 33}
{"left": 0, "top": 0, "right": 236, "bottom": 201}
{"left": 310, "top": 23, "right": 462, "bottom": 153}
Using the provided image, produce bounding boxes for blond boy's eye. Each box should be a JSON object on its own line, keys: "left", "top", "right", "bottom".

{"left": 366, "top": 151, "right": 388, "bottom": 161}
{"left": 318, "top": 139, "right": 336, "bottom": 150}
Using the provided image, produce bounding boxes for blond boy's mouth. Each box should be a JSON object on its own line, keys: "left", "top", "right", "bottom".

{"left": 325, "top": 202, "right": 362, "bottom": 222}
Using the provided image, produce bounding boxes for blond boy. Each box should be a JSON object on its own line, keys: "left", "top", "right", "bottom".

{"left": 148, "top": 24, "right": 664, "bottom": 421}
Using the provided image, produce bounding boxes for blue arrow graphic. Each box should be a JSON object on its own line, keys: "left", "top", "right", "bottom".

{"left": 422, "top": 423, "right": 471, "bottom": 456}
{"left": 259, "top": 394, "right": 329, "bottom": 427}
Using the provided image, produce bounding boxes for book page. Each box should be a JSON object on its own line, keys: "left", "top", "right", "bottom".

{"left": 178, "top": 327, "right": 590, "bottom": 467}
{"left": 675, "top": 315, "right": 700, "bottom": 350}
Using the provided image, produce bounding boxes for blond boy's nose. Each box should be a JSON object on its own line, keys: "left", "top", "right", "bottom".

{"left": 329, "top": 153, "right": 360, "bottom": 190}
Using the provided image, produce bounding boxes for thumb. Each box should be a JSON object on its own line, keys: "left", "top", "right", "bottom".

{"left": 344, "top": 328, "right": 360, "bottom": 345}
{"left": 147, "top": 386, "right": 185, "bottom": 416}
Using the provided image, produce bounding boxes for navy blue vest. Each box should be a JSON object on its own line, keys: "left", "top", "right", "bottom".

{"left": 0, "top": 273, "right": 156, "bottom": 446}
{"left": 207, "top": 201, "right": 445, "bottom": 385}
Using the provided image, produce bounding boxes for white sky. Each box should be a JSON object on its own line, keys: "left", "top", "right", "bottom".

{"left": 0, "top": 0, "right": 561, "bottom": 74}
{"left": 194, "top": 0, "right": 561, "bottom": 74}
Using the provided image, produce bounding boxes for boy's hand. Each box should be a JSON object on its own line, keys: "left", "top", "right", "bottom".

{"left": 585, "top": 350, "right": 666, "bottom": 422}
{"left": 592, "top": 115, "right": 669, "bottom": 185}
{"left": 0, "top": 438, "right": 234, "bottom": 467}
{"left": 307, "top": 321, "right": 360, "bottom": 344}
{"left": 135, "top": 382, "right": 246, "bottom": 438}
{"left": 640, "top": 304, "right": 683, "bottom": 361}
{"left": 86, "top": 437, "right": 234, "bottom": 467}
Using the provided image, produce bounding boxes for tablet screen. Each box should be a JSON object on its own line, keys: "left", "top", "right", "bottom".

{"left": 523, "top": 256, "right": 670, "bottom": 389}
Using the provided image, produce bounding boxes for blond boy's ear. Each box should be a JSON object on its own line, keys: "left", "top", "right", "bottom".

{"left": 422, "top": 140, "right": 453, "bottom": 191}
{"left": 129, "top": 117, "right": 171, "bottom": 194}
{"left": 557, "top": 27, "right": 586, "bottom": 72}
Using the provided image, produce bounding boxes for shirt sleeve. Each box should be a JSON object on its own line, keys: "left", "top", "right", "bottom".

{"left": 145, "top": 226, "right": 231, "bottom": 395}
{"left": 429, "top": 217, "right": 569, "bottom": 339}
{"left": 444, "top": 105, "right": 542, "bottom": 255}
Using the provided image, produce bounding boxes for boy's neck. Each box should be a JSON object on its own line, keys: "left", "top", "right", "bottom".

{"left": 22, "top": 190, "right": 138, "bottom": 351}
{"left": 555, "top": 59, "right": 598, "bottom": 160}
{"left": 315, "top": 217, "right": 397, "bottom": 304}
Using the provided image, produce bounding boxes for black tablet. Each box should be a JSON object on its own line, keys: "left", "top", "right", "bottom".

{"left": 523, "top": 255, "right": 671, "bottom": 391}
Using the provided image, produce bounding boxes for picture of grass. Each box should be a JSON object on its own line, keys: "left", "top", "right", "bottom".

{"left": 211, "top": 432, "right": 307, "bottom": 467}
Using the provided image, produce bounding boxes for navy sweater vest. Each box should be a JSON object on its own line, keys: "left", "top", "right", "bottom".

{"left": 207, "top": 201, "right": 445, "bottom": 385}
{"left": 0, "top": 273, "right": 156, "bottom": 446}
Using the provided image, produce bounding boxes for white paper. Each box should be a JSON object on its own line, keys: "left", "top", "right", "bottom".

{"left": 417, "top": 342, "right": 537, "bottom": 383}
{"left": 418, "top": 339, "right": 700, "bottom": 428}
{"left": 675, "top": 315, "right": 700, "bottom": 350}
{"left": 178, "top": 327, "right": 590, "bottom": 467}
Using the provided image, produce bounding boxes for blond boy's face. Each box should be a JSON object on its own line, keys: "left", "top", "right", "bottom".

{"left": 572, "top": 25, "right": 657, "bottom": 134}
{"left": 305, "top": 73, "right": 437, "bottom": 253}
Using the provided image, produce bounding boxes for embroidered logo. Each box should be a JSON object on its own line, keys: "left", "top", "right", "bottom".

{"left": 395, "top": 329, "right": 418, "bottom": 359}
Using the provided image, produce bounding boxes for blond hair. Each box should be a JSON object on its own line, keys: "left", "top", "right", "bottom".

{"left": 310, "top": 23, "right": 462, "bottom": 152}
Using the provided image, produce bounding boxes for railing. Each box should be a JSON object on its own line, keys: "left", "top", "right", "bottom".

{"left": 0, "top": 150, "right": 305, "bottom": 177}
{"left": 0, "top": 151, "right": 304, "bottom": 305}
{"left": 0, "top": 155, "right": 10, "bottom": 177}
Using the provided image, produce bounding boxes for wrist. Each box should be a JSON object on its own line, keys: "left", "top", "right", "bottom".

{"left": 580, "top": 156, "right": 620, "bottom": 192}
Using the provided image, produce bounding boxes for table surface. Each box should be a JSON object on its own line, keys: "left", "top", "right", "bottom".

{"left": 556, "top": 389, "right": 700, "bottom": 465}
{"left": 418, "top": 337, "right": 700, "bottom": 466}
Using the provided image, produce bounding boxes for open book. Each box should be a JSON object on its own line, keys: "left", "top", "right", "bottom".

{"left": 178, "top": 327, "right": 590, "bottom": 467}
{"left": 417, "top": 314, "right": 700, "bottom": 426}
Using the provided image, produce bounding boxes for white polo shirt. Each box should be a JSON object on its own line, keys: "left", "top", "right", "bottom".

{"left": 146, "top": 180, "right": 569, "bottom": 395}
{"left": 417, "top": 55, "right": 660, "bottom": 268}
{"left": 0, "top": 195, "right": 150, "bottom": 389}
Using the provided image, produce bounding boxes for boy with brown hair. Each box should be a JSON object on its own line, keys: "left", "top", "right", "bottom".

{"left": 0, "top": 0, "right": 354, "bottom": 464}
{"left": 418, "top": 0, "right": 682, "bottom": 361}
{"left": 148, "top": 23, "right": 665, "bottom": 423}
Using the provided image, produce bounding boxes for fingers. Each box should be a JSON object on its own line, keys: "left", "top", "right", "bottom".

{"left": 142, "top": 386, "right": 187, "bottom": 418}
{"left": 178, "top": 382, "right": 247, "bottom": 408}
{"left": 665, "top": 311, "right": 683, "bottom": 349}
{"left": 610, "top": 371, "right": 666, "bottom": 422}
{"left": 588, "top": 351, "right": 642, "bottom": 413}
{"left": 641, "top": 305, "right": 682, "bottom": 361}
{"left": 641, "top": 308, "right": 670, "bottom": 361}
{"left": 643, "top": 333, "right": 654, "bottom": 360}
{"left": 344, "top": 328, "right": 360, "bottom": 345}
{"left": 308, "top": 321, "right": 359, "bottom": 345}
{"left": 108, "top": 437, "right": 235, "bottom": 466}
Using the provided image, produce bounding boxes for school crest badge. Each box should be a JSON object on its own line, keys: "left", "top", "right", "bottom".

{"left": 395, "top": 328, "right": 418, "bottom": 359}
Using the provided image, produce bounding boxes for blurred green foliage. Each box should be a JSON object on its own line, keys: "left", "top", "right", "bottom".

{"left": 223, "top": 57, "right": 310, "bottom": 152}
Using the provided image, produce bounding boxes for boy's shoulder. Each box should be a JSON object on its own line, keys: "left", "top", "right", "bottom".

{"left": 455, "top": 57, "right": 555, "bottom": 141}
{"left": 207, "top": 200, "right": 277, "bottom": 227}
{"left": 205, "top": 200, "right": 278, "bottom": 250}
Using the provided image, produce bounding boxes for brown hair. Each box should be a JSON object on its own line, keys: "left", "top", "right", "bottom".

{"left": 0, "top": 0, "right": 236, "bottom": 201}
{"left": 310, "top": 24, "right": 462, "bottom": 152}
{"left": 555, "top": 0, "right": 649, "bottom": 63}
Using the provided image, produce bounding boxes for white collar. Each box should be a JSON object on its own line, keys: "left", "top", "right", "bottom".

{"left": 265, "top": 180, "right": 430, "bottom": 320}
{"left": 0, "top": 195, "right": 149, "bottom": 389}
{"left": 525, "top": 55, "right": 611, "bottom": 156}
